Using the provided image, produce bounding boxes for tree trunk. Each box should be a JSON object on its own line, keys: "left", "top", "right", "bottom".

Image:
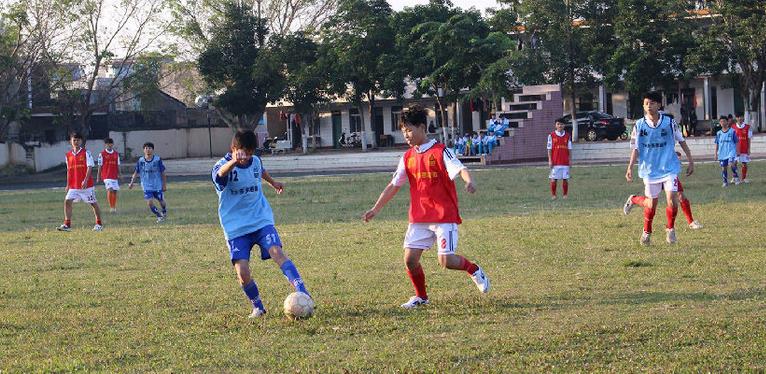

{"left": 356, "top": 100, "right": 368, "bottom": 152}
{"left": 368, "top": 92, "right": 378, "bottom": 148}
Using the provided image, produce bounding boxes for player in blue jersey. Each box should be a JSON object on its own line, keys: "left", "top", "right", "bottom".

{"left": 128, "top": 142, "right": 168, "bottom": 223}
{"left": 212, "top": 130, "right": 311, "bottom": 318}
{"left": 623, "top": 91, "right": 694, "bottom": 246}
{"left": 715, "top": 116, "right": 740, "bottom": 187}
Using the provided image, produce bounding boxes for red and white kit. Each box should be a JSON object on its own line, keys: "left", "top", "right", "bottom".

{"left": 547, "top": 130, "right": 572, "bottom": 179}
{"left": 98, "top": 149, "right": 121, "bottom": 190}
{"left": 733, "top": 122, "right": 752, "bottom": 163}
{"left": 65, "top": 148, "right": 97, "bottom": 203}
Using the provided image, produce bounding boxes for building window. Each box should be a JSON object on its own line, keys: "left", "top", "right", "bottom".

{"left": 350, "top": 108, "right": 362, "bottom": 133}
{"left": 391, "top": 106, "right": 402, "bottom": 132}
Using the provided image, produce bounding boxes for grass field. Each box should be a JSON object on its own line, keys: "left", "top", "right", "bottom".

{"left": 1, "top": 161, "right": 765, "bottom": 371}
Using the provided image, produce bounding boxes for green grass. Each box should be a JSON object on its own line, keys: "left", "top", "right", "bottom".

{"left": 1, "top": 161, "right": 766, "bottom": 371}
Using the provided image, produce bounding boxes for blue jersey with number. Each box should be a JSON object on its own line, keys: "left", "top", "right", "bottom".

{"left": 135, "top": 155, "right": 165, "bottom": 191}
{"left": 212, "top": 154, "right": 275, "bottom": 240}
{"left": 635, "top": 115, "right": 681, "bottom": 180}
{"left": 715, "top": 128, "right": 738, "bottom": 161}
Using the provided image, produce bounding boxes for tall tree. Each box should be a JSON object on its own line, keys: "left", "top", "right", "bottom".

{"left": 320, "top": 0, "right": 399, "bottom": 150}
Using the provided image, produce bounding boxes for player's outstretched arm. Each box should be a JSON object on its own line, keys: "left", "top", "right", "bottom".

{"left": 161, "top": 171, "right": 167, "bottom": 191}
{"left": 459, "top": 168, "right": 476, "bottom": 193}
{"left": 626, "top": 149, "right": 638, "bottom": 182}
{"left": 363, "top": 183, "right": 400, "bottom": 222}
{"left": 679, "top": 141, "right": 694, "bottom": 176}
{"left": 262, "top": 170, "right": 284, "bottom": 194}
{"left": 128, "top": 171, "right": 138, "bottom": 189}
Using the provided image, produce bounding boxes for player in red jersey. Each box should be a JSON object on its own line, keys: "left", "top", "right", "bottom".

{"left": 547, "top": 119, "right": 573, "bottom": 199}
{"left": 57, "top": 132, "right": 103, "bottom": 232}
{"left": 733, "top": 113, "right": 753, "bottom": 183}
{"left": 362, "top": 105, "right": 490, "bottom": 310}
{"left": 97, "top": 138, "right": 121, "bottom": 212}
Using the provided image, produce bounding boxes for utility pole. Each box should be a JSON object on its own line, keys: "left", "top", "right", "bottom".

{"left": 565, "top": 0, "right": 579, "bottom": 142}
{"left": 256, "top": 0, "right": 264, "bottom": 47}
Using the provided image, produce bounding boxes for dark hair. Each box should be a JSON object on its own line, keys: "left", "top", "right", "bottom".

{"left": 143, "top": 142, "right": 154, "bottom": 149}
{"left": 104, "top": 138, "right": 114, "bottom": 144}
{"left": 231, "top": 130, "right": 257, "bottom": 151}
{"left": 735, "top": 112, "right": 744, "bottom": 117}
{"left": 70, "top": 132, "right": 83, "bottom": 140}
{"left": 719, "top": 115, "right": 728, "bottom": 120}
{"left": 643, "top": 91, "right": 662, "bottom": 104}
{"left": 400, "top": 104, "right": 428, "bottom": 129}
{"left": 555, "top": 118, "right": 565, "bottom": 124}
{"left": 727, "top": 114, "right": 733, "bottom": 119}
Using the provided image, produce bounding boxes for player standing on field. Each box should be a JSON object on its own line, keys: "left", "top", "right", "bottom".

{"left": 733, "top": 113, "right": 752, "bottom": 183}
{"left": 715, "top": 117, "right": 740, "bottom": 187}
{"left": 97, "top": 138, "right": 121, "bottom": 213}
{"left": 362, "top": 105, "right": 490, "bottom": 310}
{"left": 129, "top": 142, "right": 168, "bottom": 222}
{"left": 57, "top": 132, "right": 103, "bottom": 232}
{"left": 547, "top": 119, "right": 573, "bottom": 200}
{"left": 212, "top": 130, "right": 311, "bottom": 318}
{"left": 623, "top": 91, "right": 694, "bottom": 246}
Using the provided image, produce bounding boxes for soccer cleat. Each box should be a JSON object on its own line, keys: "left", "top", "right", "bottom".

{"left": 551, "top": 195, "right": 557, "bottom": 200}
{"left": 640, "top": 231, "right": 651, "bottom": 246}
{"left": 248, "top": 308, "right": 266, "bottom": 319}
{"left": 733, "top": 177, "right": 741, "bottom": 185}
{"left": 471, "top": 266, "right": 491, "bottom": 293}
{"left": 688, "top": 220, "right": 703, "bottom": 230}
{"left": 722, "top": 182, "right": 728, "bottom": 188}
{"left": 156, "top": 216, "right": 165, "bottom": 223}
{"left": 93, "top": 224, "right": 103, "bottom": 232}
{"left": 400, "top": 296, "right": 429, "bottom": 309}
{"left": 743, "top": 178, "right": 751, "bottom": 184}
{"left": 109, "top": 208, "right": 117, "bottom": 213}
{"left": 623, "top": 194, "right": 636, "bottom": 215}
{"left": 57, "top": 224, "right": 71, "bottom": 232}
{"left": 666, "top": 228, "right": 677, "bottom": 244}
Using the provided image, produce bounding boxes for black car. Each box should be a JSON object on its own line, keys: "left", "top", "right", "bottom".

{"left": 558, "top": 111, "right": 626, "bottom": 141}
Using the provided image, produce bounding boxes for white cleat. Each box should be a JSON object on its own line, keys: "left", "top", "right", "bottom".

{"left": 400, "top": 296, "right": 429, "bottom": 309}
{"left": 623, "top": 194, "right": 636, "bottom": 215}
{"left": 666, "top": 228, "right": 677, "bottom": 244}
{"left": 156, "top": 216, "right": 165, "bottom": 223}
{"left": 248, "top": 308, "right": 266, "bottom": 319}
{"left": 470, "top": 266, "right": 491, "bottom": 294}
{"left": 93, "top": 224, "right": 103, "bottom": 232}
{"left": 688, "top": 220, "right": 703, "bottom": 230}
{"left": 109, "top": 208, "right": 116, "bottom": 213}
{"left": 733, "top": 177, "right": 741, "bottom": 185}
{"left": 56, "top": 224, "right": 71, "bottom": 232}
{"left": 722, "top": 182, "right": 728, "bottom": 188}
{"left": 743, "top": 178, "right": 750, "bottom": 184}
{"left": 640, "top": 231, "right": 651, "bottom": 246}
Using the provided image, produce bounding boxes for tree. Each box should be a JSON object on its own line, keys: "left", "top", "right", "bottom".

{"left": 197, "top": 1, "right": 285, "bottom": 130}
{"left": 320, "top": 0, "right": 399, "bottom": 150}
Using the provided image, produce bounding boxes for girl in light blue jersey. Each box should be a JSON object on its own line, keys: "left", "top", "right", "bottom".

{"left": 212, "top": 130, "right": 311, "bottom": 318}
{"left": 714, "top": 116, "right": 740, "bottom": 187}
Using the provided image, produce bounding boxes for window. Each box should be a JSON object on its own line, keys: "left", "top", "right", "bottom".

{"left": 350, "top": 108, "right": 362, "bottom": 133}
{"left": 391, "top": 106, "right": 402, "bottom": 132}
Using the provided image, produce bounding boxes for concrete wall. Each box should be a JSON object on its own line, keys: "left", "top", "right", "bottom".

{"left": 0, "top": 142, "right": 27, "bottom": 168}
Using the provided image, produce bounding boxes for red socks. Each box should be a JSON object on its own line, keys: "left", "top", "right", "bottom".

{"left": 643, "top": 198, "right": 658, "bottom": 233}
{"left": 455, "top": 255, "right": 479, "bottom": 275}
{"left": 742, "top": 164, "right": 748, "bottom": 180}
{"left": 64, "top": 219, "right": 71, "bottom": 226}
{"left": 550, "top": 180, "right": 557, "bottom": 197}
{"left": 406, "top": 264, "right": 427, "bottom": 299}
{"left": 680, "top": 197, "right": 694, "bottom": 224}
{"left": 107, "top": 191, "right": 117, "bottom": 209}
{"left": 562, "top": 180, "right": 568, "bottom": 196}
{"left": 665, "top": 205, "right": 678, "bottom": 229}
{"left": 631, "top": 195, "right": 646, "bottom": 205}
{"left": 96, "top": 218, "right": 102, "bottom": 225}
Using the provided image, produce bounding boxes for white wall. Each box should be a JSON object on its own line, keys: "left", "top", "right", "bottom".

{"left": 109, "top": 128, "right": 233, "bottom": 161}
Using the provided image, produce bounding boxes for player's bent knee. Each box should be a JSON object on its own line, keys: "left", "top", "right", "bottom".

{"left": 268, "top": 246, "right": 287, "bottom": 263}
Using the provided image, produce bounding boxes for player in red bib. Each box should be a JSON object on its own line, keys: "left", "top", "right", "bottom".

{"left": 733, "top": 113, "right": 753, "bottom": 183}
{"left": 97, "top": 138, "right": 121, "bottom": 212}
{"left": 547, "top": 119, "right": 573, "bottom": 199}
{"left": 363, "top": 105, "right": 490, "bottom": 310}
{"left": 57, "top": 132, "right": 103, "bottom": 232}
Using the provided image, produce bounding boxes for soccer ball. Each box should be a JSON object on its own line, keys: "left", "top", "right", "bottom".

{"left": 283, "top": 292, "right": 314, "bottom": 319}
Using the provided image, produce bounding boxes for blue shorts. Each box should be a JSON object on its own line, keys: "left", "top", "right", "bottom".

{"left": 226, "top": 225, "right": 282, "bottom": 263}
{"left": 719, "top": 158, "right": 736, "bottom": 167}
{"left": 143, "top": 190, "right": 164, "bottom": 201}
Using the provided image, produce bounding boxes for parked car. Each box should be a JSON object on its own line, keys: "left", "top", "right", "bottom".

{"left": 558, "top": 111, "right": 627, "bottom": 141}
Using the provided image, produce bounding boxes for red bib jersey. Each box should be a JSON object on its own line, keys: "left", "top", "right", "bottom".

{"left": 549, "top": 131, "right": 571, "bottom": 166}
{"left": 99, "top": 150, "right": 120, "bottom": 179}
{"left": 733, "top": 123, "right": 751, "bottom": 154}
{"left": 66, "top": 148, "right": 94, "bottom": 189}
{"left": 403, "top": 143, "right": 461, "bottom": 224}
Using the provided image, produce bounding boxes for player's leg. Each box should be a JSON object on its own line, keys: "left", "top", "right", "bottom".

{"left": 401, "top": 224, "right": 430, "bottom": 308}
{"left": 434, "top": 224, "right": 489, "bottom": 293}
{"left": 229, "top": 235, "right": 266, "bottom": 317}
{"left": 720, "top": 160, "right": 728, "bottom": 187}
{"left": 550, "top": 178, "right": 557, "bottom": 199}
{"left": 639, "top": 182, "right": 661, "bottom": 245}
{"left": 255, "top": 225, "right": 310, "bottom": 297}
{"left": 664, "top": 183, "right": 679, "bottom": 244}
{"left": 59, "top": 198, "right": 74, "bottom": 231}
{"left": 742, "top": 161, "right": 748, "bottom": 181}
{"left": 157, "top": 191, "right": 167, "bottom": 216}
{"left": 730, "top": 159, "right": 740, "bottom": 184}
{"left": 562, "top": 167, "right": 570, "bottom": 198}
{"left": 90, "top": 203, "right": 103, "bottom": 231}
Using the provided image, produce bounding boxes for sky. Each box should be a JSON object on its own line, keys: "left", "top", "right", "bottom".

{"left": 388, "top": 0, "right": 500, "bottom": 11}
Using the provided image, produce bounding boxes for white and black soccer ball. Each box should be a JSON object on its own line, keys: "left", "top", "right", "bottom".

{"left": 283, "top": 292, "right": 314, "bottom": 319}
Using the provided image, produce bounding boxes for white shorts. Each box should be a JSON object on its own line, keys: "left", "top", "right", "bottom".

{"left": 644, "top": 176, "right": 678, "bottom": 199}
{"left": 65, "top": 187, "right": 98, "bottom": 203}
{"left": 737, "top": 154, "right": 751, "bottom": 163}
{"left": 549, "top": 165, "right": 570, "bottom": 180}
{"left": 103, "top": 179, "right": 120, "bottom": 191}
{"left": 403, "top": 223, "right": 458, "bottom": 255}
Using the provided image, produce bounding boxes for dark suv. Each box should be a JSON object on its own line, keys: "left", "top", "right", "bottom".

{"left": 558, "top": 111, "right": 626, "bottom": 141}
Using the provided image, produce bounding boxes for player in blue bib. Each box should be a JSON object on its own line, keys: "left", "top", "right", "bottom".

{"left": 129, "top": 142, "right": 168, "bottom": 222}
{"left": 714, "top": 116, "right": 740, "bottom": 187}
{"left": 212, "top": 130, "right": 311, "bottom": 318}
{"left": 624, "top": 91, "right": 694, "bottom": 246}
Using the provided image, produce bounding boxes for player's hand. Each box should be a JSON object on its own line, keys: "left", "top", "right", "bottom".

{"left": 128, "top": 182, "right": 134, "bottom": 189}
{"left": 362, "top": 209, "right": 377, "bottom": 222}
{"left": 465, "top": 181, "right": 476, "bottom": 194}
{"left": 625, "top": 168, "right": 633, "bottom": 182}
{"left": 232, "top": 149, "right": 250, "bottom": 164}
{"left": 686, "top": 162, "right": 694, "bottom": 176}
{"left": 271, "top": 181, "right": 284, "bottom": 194}
{"left": 162, "top": 186, "right": 167, "bottom": 192}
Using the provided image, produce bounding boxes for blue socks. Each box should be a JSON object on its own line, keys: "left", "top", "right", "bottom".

{"left": 149, "top": 205, "right": 162, "bottom": 217}
{"left": 722, "top": 169, "right": 728, "bottom": 184}
{"left": 242, "top": 280, "right": 265, "bottom": 311}
{"left": 731, "top": 165, "right": 739, "bottom": 179}
{"left": 280, "top": 260, "right": 309, "bottom": 297}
